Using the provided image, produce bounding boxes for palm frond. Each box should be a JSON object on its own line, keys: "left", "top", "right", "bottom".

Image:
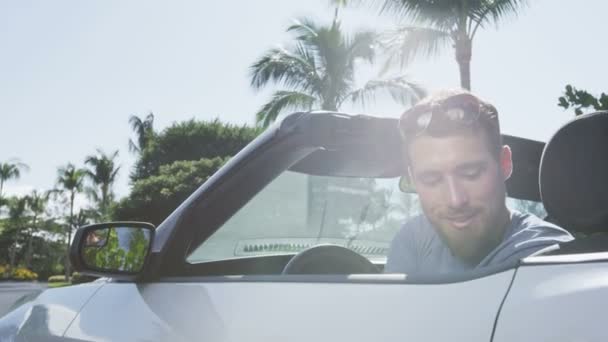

{"left": 378, "top": 0, "right": 460, "bottom": 28}
{"left": 255, "top": 91, "right": 317, "bottom": 128}
{"left": 56, "top": 163, "right": 86, "bottom": 192}
{"left": 289, "top": 18, "right": 345, "bottom": 83}
{"left": 0, "top": 160, "right": 29, "bottom": 181}
{"left": 470, "top": 0, "right": 528, "bottom": 37}
{"left": 128, "top": 139, "right": 140, "bottom": 153}
{"left": 110, "top": 165, "right": 121, "bottom": 184}
{"left": 344, "top": 75, "right": 426, "bottom": 108}
{"left": 249, "top": 47, "right": 320, "bottom": 93}
{"left": 84, "top": 186, "right": 101, "bottom": 203}
{"left": 329, "top": 0, "right": 353, "bottom": 7}
{"left": 346, "top": 30, "right": 377, "bottom": 64}
{"left": 293, "top": 43, "right": 323, "bottom": 92}
{"left": 6, "top": 158, "right": 30, "bottom": 172}
{"left": 129, "top": 113, "right": 154, "bottom": 153}
{"left": 379, "top": 26, "right": 451, "bottom": 70}
{"left": 287, "top": 18, "right": 322, "bottom": 41}
{"left": 85, "top": 149, "right": 120, "bottom": 186}
{"left": 26, "top": 190, "right": 50, "bottom": 216}
{"left": 128, "top": 115, "right": 144, "bottom": 136}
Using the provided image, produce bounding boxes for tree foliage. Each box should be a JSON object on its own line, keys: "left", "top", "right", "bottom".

{"left": 129, "top": 112, "right": 156, "bottom": 154}
{"left": 558, "top": 85, "right": 608, "bottom": 116}
{"left": 114, "top": 157, "right": 228, "bottom": 225}
{"left": 55, "top": 163, "right": 86, "bottom": 279}
{"left": 0, "top": 159, "right": 29, "bottom": 199}
{"left": 0, "top": 195, "right": 64, "bottom": 279}
{"left": 85, "top": 149, "right": 120, "bottom": 220}
{"left": 131, "top": 119, "right": 260, "bottom": 182}
{"left": 250, "top": 16, "right": 423, "bottom": 127}
{"left": 23, "top": 190, "right": 50, "bottom": 268}
{"left": 83, "top": 227, "right": 150, "bottom": 273}
{"left": 351, "top": 0, "right": 528, "bottom": 90}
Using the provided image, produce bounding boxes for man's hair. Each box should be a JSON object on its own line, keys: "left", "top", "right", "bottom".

{"left": 399, "top": 88, "right": 502, "bottom": 160}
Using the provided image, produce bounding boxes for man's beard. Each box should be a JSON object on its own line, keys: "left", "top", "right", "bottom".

{"left": 428, "top": 200, "right": 509, "bottom": 266}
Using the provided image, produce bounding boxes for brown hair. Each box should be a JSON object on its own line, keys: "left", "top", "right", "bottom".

{"left": 399, "top": 89, "right": 502, "bottom": 160}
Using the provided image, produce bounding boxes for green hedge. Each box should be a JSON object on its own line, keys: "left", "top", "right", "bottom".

{"left": 47, "top": 275, "right": 67, "bottom": 283}
{"left": 71, "top": 272, "right": 97, "bottom": 284}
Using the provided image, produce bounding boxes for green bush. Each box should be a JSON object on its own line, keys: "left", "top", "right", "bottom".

{"left": 71, "top": 272, "right": 97, "bottom": 284}
{"left": 47, "top": 275, "right": 67, "bottom": 283}
{"left": 114, "top": 157, "right": 227, "bottom": 225}
{"left": 0, "top": 265, "right": 8, "bottom": 279}
{"left": 11, "top": 268, "right": 38, "bottom": 281}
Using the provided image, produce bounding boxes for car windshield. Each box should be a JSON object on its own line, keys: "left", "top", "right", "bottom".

{"left": 187, "top": 170, "right": 546, "bottom": 264}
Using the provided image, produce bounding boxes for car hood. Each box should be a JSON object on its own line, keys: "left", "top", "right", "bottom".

{"left": 0, "top": 281, "right": 105, "bottom": 339}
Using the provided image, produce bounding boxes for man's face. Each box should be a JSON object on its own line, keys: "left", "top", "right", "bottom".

{"left": 407, "top": 130, "right": 512, "bottom": 263}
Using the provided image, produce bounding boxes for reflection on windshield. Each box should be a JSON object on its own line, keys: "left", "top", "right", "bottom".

{"left": 188, "top": 171, "right": 547, "bottom": 263}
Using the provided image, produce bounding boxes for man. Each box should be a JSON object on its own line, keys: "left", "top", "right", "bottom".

{"left": 385, "top": 89, "right": 573, "bottom": 275}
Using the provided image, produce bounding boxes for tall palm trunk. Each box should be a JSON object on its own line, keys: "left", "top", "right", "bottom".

{"left": 101, "top": 184, "right": 109, "bottom": 220}
{"left": 9, "top": 222, "right": 20, "bottom": 273}
{"left": 455, "top": 35, "right": 472, "bottom": 90}
{"left": 8, "top": 245, "right": 16, "bottom": 274}
{"left": 65, "top": 191, "right": 75, "bottom": 281}
{"left": 25, "top": 214, "right": 37, "bottom": 268}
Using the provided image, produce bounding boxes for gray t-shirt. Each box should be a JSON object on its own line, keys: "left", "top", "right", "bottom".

{"left": 384, "top": 210, "right": 574, "bottom": 275}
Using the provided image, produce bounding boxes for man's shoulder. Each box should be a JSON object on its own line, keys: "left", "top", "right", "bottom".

{"left": 509, "top": 210, "right": 573, "bottom": 241}
{"left": 480, "top": 210, "right": 574, "bottom": 267}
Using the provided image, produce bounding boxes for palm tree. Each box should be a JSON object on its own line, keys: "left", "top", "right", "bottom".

{"left": 0, "top": 160, "right": 29, "bottom": 199}
{"left": 84, "top": 149, "right": 120, "bottom": 220}
{"left": 250, "top": 16, "right": 424, "bottom": 127}
{"left": 24, "top": 190, "right": 50, "bottom": 268}
{"left": 73, "top": 208, "right": 92, "bottom": 228}
{"left": 7, "top": 196, "right": 28, "bottom": 272}
{"left": 129, "top": 113, "right": 155, "bottom": 154}
{"left": 56, "top": 163, "right": 86, "bottom": 280}
{"left": 370, "top": 0, "right": 527, "bottom": 90}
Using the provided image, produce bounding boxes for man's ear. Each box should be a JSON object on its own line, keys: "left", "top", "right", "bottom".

{"left": 399, "top": 167, "right": 416, "bottom": 193}
{"left": 500, "top": 145, "right": 513, "bottom": 180}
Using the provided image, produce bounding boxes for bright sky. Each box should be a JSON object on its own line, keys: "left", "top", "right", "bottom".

{"left": 1, "top": 0, "right": 606, "bottom": 204}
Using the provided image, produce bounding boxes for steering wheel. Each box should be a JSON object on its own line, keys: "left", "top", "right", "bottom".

{"left": 282, "top": 244, "right": 379, "bottom": 275}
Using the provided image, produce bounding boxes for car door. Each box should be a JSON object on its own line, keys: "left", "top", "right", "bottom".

{"left": 63, "top": 270, "right": 514, "bottom": 342}
{"left": 493, "top": 253, "right": 608, "bottom": 342}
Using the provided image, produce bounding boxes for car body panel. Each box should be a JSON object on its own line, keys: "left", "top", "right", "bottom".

{"left": 494, "top": 257, "right": 608, "bottom": 341}
{"left": 0, "top": 282, "right": 104, "bottom": 340}
{"left": 64, "top": 271, "right": 514, "bottom": 342}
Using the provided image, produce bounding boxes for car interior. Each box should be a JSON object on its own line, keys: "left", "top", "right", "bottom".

{"left": 166, "top": 111, "right": 608, "bottom": 282}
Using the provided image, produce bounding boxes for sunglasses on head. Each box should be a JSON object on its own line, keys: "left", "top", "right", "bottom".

{"left": 399, "top": 93, "right": 495, "bottom": 137}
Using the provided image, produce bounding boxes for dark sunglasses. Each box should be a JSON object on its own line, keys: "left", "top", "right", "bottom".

{"left": 399, "top": 93, "right": 495, "bottom": 137}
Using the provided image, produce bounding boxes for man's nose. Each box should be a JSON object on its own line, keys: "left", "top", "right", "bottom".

{"left": 445, "top": 178, "right": 469, "bottom": 209}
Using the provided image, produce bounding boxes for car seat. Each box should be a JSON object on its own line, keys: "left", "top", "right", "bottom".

{"left": 539, "top": 110, "right": 608, "bottom": 254}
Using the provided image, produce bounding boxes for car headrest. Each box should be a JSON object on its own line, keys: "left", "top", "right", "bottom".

{"left": 540, "top": 111, "right": 608, "bottom": 232}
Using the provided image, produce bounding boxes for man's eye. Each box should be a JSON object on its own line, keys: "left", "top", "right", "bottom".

{"left": 418, "top": 174, "right": 441, "bottom": 186}
{"left": 460, "top": 167, "right": 482, "bottom": 179}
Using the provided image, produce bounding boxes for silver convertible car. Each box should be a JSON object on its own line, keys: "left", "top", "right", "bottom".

{"left": 1, "top": 110, "right": 608, "bottom": 341}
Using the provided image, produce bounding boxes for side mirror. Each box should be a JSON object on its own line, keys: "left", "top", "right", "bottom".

{"left": 70, "top": 222, "right": 155, "bottom": 279}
